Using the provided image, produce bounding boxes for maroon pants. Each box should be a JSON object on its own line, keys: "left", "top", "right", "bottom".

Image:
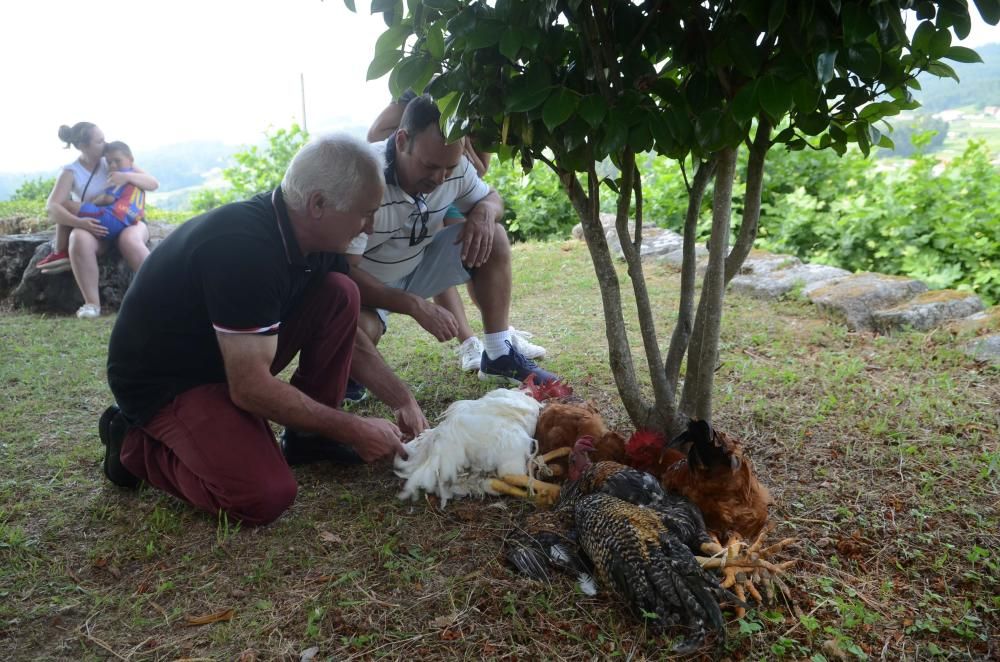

{"left": 120, "top": 273, "right": 359, "bottom": 526}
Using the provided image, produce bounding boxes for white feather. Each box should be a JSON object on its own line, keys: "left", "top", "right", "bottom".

{"left": 394, "top": 388, "right": 541, "bottom": 507}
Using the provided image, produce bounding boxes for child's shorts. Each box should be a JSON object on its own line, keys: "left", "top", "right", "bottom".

{"left": 79, "top": 203, "right": 130, "bottom": 241}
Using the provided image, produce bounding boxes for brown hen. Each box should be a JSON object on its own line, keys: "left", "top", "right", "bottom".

{"left": 533, "top": 401, "right": 626, "bottom": 479}
{"left": 659, "top": 420, "right": 772, "bottom": 541}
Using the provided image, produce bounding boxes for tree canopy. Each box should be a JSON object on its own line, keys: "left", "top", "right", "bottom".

{"left": 352, "top": 0, "right": 997, "bottom": 432}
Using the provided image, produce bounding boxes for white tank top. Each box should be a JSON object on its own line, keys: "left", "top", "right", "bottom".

{"left": 63, "top": 158, "right": 109, "bottom": 203}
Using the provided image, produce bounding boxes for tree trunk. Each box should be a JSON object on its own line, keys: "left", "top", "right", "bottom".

{"left": 560, "top": 166, "right": 653, "bottom": 427}
{"left": 725, "top": 118, "right": 771, "bottom": 283}
{"left": 679, "top": 146, "right": 737, "bottom": 422}
{"left": 662, "top": 158, "right": 715, "bottom": 430}
{"left": 613, "top": 152, "right": 670, "bottom": 424}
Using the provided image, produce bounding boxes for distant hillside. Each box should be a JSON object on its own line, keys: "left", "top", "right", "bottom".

{"left": 913, "top": 42, "right": 1000, "bottom": 112}
{"left": 137, "top": 141, "right": 238, "bottom": 192}
{"left": 0, "top": 140, "right": 239, "bottom": 201}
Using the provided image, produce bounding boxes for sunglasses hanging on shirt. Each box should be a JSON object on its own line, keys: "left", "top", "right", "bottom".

{"left": 409, "top": 195, "right": 430, "bottom": 246}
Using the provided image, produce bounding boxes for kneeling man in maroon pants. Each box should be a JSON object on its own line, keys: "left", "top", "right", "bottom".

{"left": 102, "top": 133, "right": 428, "bottom": 525}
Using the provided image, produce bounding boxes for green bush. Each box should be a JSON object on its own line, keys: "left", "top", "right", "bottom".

{"left": 11, "top": 176, "right": 57, "bottom": 202}
{"left": 757, "top": 137, "right": 1000, "bottom": 304}
{"left": 485, "top": 158, "right": 578, "bottom": 242}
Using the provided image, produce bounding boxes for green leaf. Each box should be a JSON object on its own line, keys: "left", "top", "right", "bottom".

{"left": 423, "top": 0, "right": 458, "bottom": 9}
{"left": 731, "top": 81, "right": 759, "bottom": 121}
{"left": 847, "top": 43, "right": 881, "bottom": 78}
{"left": 578, "top": 95, "right": 607, "bottom": 128}
{"left": 395, "top": 55, "right": 435, "bottom": 98}
{"left": 542, "top": 88, "right": 579, "bottom": 132}
{"left": 767, "top": 0, "right": 786, "bottom": 34}
{"left": 944, "top": 46, "right": 983, "bottom": 63}
{"left": 791, "top": 78, "right": 819, "bottom": 114}
{"left": 758, "top": 75, "right": 793, "bottom": 120}
{"left": 375, "top": 23, "right": 411, "bottom": 55}
{"left": 973, "top": 0, "right": 1000, "bottom": 25}
{"left": 817, "top": 51, "right": 837, "bottom": 85}
{"left": 425, "top": 24, "right": 445, "bottom": 59}
{"left": 926, "top": 61, "right": 960, "bottom": 81}
{"left": 912, "top": 20, "right": 936, "bottom": 54}
{"left": 797, "top": 112, "right": 829, "bottom": 136}
{"left": 436, "top": 92, "right": 461, "bottom": 123}
{"left": 367, "top": 49, "right": 402, "bottom": 81}
{"left": 499, "top": 29, "right": 522, "bottom": 62}
{"left": 842, "top": 4, "right": 877, "bottom": 44}
{"left": 929, "top": 28, "right": 952, "bottom": 58}
{"left": 597, "top": 111, "right": 629, "bottom": 158}
{"left": 464, "top": 22, "right": 501, "bottom": 49}
{"left": 506, "top": 67, "right": 552, "bottom": 113}
{"left": 343, "top": 0, "right": 356, "bottom": 12}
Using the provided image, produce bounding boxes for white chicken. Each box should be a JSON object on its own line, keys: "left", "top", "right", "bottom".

{"left": 394, "top": 387, "right": 565, "bottom": 507}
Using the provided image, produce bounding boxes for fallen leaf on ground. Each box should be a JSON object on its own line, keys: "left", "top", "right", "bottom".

{"left": 185, "top": 608, "right": 235, "bottom": 626}
{"left": 318, "top": 531, "right": 343, "bottom": 544}
{"left": 430, "top": 613, "right": 459, "bottom": 628}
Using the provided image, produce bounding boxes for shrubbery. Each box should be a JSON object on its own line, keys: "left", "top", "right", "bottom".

{"left": 757, "top": 136, "right": 999, "bottom": 304}
{"left": 490, "top": 136, "right": 998, "bottom": 304}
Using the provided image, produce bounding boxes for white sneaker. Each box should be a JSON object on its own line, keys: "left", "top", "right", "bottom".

{"left": 456, "top": 336, "right": 484, "bottom": 372}
{"left": 76, "top": 303, "right": 101, "bottom": 319}
{"left": 510, "top": 326, "right": 546, "bottom": 360}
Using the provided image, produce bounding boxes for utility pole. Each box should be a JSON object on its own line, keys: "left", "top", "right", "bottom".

{"left": 300, "top": 72, "right": 308, "bottom": 133}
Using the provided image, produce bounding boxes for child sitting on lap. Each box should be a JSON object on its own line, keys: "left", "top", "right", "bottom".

{"left": 63, "top": 141, "right": 145, "bottom": 241}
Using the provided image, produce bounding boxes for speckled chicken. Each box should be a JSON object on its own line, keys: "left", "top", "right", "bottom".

{"left": 507, "top": 441, "right": 732, "bottom": 650}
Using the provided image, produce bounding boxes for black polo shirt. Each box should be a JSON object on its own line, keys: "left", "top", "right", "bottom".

{"left": 107, "top": 188, "right": 349, "bottom": 426}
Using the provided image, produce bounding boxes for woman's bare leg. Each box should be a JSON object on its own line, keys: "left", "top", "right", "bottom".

{"left": 68, "top": 228, "right": 104, "bottom": 306}
{"left": 117, "top": 222, "right": 150, "bottom": 272}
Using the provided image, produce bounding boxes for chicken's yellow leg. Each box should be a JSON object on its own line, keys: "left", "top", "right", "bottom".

{"left": 499, "top": 474, "right": 562, "bottom": 506}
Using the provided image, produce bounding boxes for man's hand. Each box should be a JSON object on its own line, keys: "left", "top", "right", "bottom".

{"left": 413, "top": 299, "right": 459, "bottom": 342}
{"left": 353, "top": 417, "right": 406, "bottom": 462}
{"left": 394, "top": 401, "right": 429, "bottom": 441}
{"left": 455, "top": 216, "right": 495, "bottom": 268}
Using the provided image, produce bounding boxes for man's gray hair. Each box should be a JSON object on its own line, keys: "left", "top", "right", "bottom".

{"left": 281, "top": 133, "right": 384, "bottom": 212}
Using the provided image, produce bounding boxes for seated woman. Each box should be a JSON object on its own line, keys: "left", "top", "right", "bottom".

{"left": 40, "top": 122, "right": 159, "bottom": 318}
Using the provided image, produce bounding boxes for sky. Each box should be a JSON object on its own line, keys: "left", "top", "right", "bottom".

{"left": 0, "top": 0, "right": 390, "bottom": 173}
{"left": 0, "top": 1, "right": 998, "bottom": 175}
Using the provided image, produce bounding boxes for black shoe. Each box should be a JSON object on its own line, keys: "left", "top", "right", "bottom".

{"left": 342, "top": 378, "right": 369, "bottom": 406}
{"left": 279, "top": 428, "right": 364, "bottom": 466}
{"left": 98, "top": 405, "right": 140, "bottom": 489}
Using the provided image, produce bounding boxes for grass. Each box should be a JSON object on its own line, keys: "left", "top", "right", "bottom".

{"left": 1, "top": 239, "right": 998, "bottom": 660}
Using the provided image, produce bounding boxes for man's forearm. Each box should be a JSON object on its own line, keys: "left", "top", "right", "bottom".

{"left": 234, "top": 372, "right": 365, "bottom": 443}
{"left": 349, "top": 263, "right": 424, "bottom": 316}
{"left": 350, "top": 331, "right": 418, "bottom": 412}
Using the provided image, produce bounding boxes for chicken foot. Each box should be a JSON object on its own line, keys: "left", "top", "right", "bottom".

{"left": 695, "top": 528, "right": 798, "bottom": 618}
{"left": 486, "top": 447, "right": 571, "bottom": 506}
{"left": 487, "top": 475, "right": 562, "bottom": 506}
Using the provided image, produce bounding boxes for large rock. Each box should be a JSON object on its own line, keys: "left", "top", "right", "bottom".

{"left": 0, "top": 233, "right": 51, "bottom": 300}
{"left": 871, "top": 290, "right": 985, "bottom": 333}
{"left": 730, "top": 263, "right": 850, "bottom": 300}
{"left": 738, "top": 250, "right": 802, "bottom": 277}
{"left": 964, "top": 334, "right": 1000, "bottom": 365}
{"left": 4, "top": 222, "right": 175, "bottom": 315}
{"left": 12, "top": 241, "right": 138, "bottom": 314}
{"left": 807, "top": 272, "right": 928, "bottom": 331}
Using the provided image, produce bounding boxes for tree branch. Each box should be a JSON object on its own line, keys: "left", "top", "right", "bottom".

{"left": 725, "top": 116, "right": 771, "bottom": 284}
{"left": 664, "top": 157, "right": 715, "bottom": 414}
{"left": 613, "top": 152, "right": 670, "bottom": 422}
{"left": 558, "top": 162, "right": 652, "bottom": 427}
{"left": 680, "top": 146, "right": 737, "bottom": 422}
